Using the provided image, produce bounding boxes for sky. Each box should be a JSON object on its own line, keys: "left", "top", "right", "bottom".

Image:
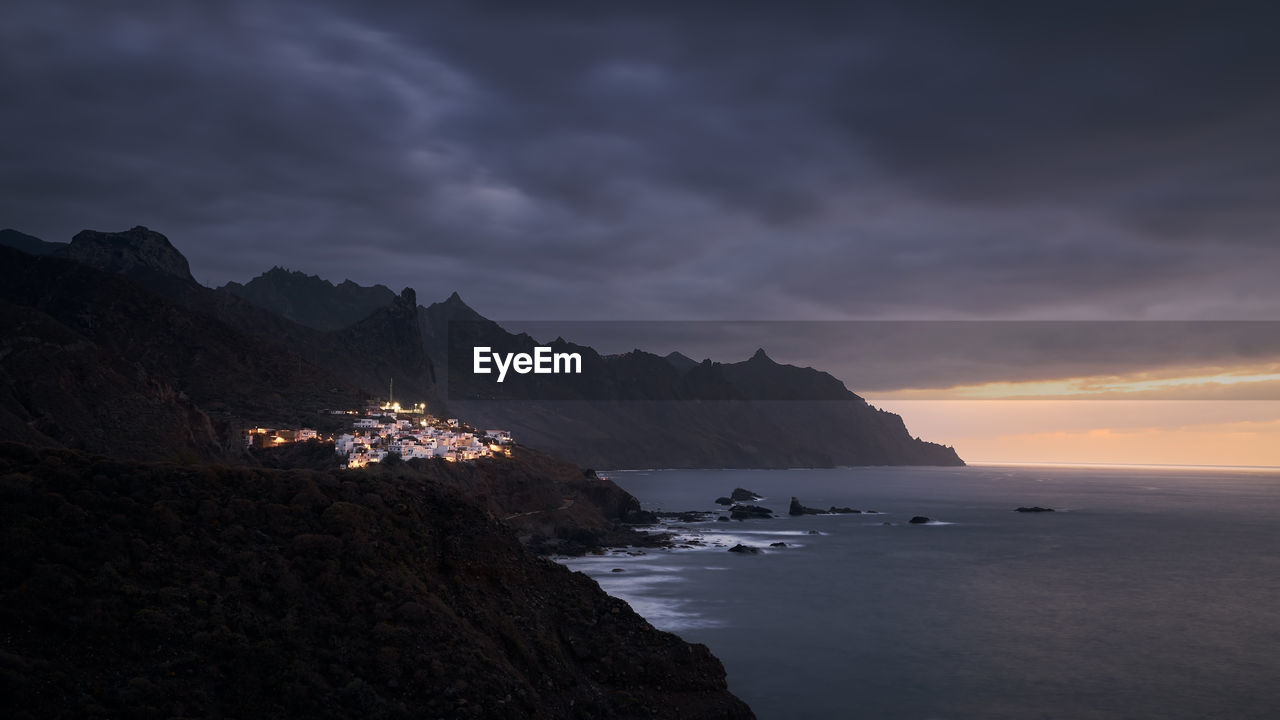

{"left": 3, "top": 2, "right": 1278, "bottom": 465}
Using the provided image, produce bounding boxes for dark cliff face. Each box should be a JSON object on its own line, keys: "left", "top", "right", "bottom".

{"left": 397, "top": 446, "right": 657, "bottom": 553}
{"left": 220, "top": 267, "right": 398, "bottom": 331}
{"left": 58, "top": 226, "right": 197, "bottom": 285}
{"left": 327, "top": 287, "right": 437, "bottom": 403}
{"left": 0, "top": 443, "right": 755, "bottom": 719}
{"left": 430, "top": 310, "right": 962, "bottom": 467}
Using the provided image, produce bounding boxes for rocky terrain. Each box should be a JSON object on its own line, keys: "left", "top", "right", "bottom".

{"left": 0, "top": 442, "right": 753, "bottom": 719}
{"left": 0, "top": 245, "right": 366, "bottom": 454}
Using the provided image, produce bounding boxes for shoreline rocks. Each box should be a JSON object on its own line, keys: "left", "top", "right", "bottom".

{"left": 789, "top": 496, "right": 823, "bottom": 515}
{"left": 657, "top": 510, "right": 716, "bottom": 523}
{"left": 789, "top": 496, "right": 864, "bottom": 515}
{"left": 730, "top": 504, "right": 774, "bottom": 520}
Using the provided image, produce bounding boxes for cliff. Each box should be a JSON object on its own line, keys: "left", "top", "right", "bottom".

{"left": 0, "top": 443, "right": 753, "bottom": 719}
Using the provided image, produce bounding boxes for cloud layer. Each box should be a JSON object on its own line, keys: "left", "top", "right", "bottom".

{"left": 4, "top": 1, "right": 1279, "bottom": 323}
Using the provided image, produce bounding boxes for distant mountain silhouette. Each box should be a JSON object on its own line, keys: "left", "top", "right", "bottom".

{"left": 422, "top": 305, "right": 963, "bottom": 468}
{"left": 12, "top": 224, "right": 961, "bottom": 467}
{"left": 0, "top": 228, "right": 65, "bottom": 256}
{"left": 665, "top": 350, "right": 700, "bottom": 373}
{"left": 4, "top": 227, "right": 438, "bottom": 409}
{"left": 220, "top": 267, "right": 398, "bottom": 331}
{"left": 229, "top": 267, "right": 962, "bottom": 466}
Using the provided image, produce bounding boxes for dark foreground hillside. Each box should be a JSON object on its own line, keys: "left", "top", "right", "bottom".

{"left": 0, "top": 443, "right": 753, "bottom": 719}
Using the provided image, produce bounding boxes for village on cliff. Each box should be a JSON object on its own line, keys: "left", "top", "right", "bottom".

{"left": 245, "top": 400, "right": 512, "bottom": 468}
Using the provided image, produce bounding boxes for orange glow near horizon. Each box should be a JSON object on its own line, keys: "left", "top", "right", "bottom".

{"left": 871, "top": 362, "right": 1280, "bottom": 402}
{"left": 868, "top": 399, "right": 1280, "bottom": 469}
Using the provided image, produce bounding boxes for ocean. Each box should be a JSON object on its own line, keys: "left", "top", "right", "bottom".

{"left": 561, "top": 465, "right": 1280, "bottom": 719}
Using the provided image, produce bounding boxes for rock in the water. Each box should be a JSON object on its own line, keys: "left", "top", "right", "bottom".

{"left": 729, "top": 504, "right": 773, "bottom": 520}
{"left": 730, "top": 487, "right": 762, "bottom": 502}
{"left": 658, "top": 510, "right": 715, "bottom": 523}
{"left": 769, "top": 542, "right": 787, "bottom": 548}
{"left": 728, "top": 544, "right": 761, "bottom": 554}
{"left": 788, "top": 496, "right": 824, "bottom": 516}
{"left": 828, "top": 506, "right": 861, "bottom": 514}
{"left": 1015, "top": 506, "right": 1055, "bottom": 513}
{"left": 807, "top": 530, "right": 820, "bottom": 535}
{"left": 714, "top": 496, "right": 733, "bottom": 505}
{"left": 908, "top": 516, "right": 932, "bottom": 524}
{"left": 716, "top": 515, "right": 729, "bottom": 522}
{"left": 611, "top": 568, "right": 625, "bottom": 572}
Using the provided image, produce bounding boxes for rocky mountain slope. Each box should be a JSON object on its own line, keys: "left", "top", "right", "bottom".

{"left": 0, "top": 442, "right": 753, "bottom": 719}
{"left": 0, "top": 297, "right": 228, "bottom": 461}
{"left": 0, "top": 246, "right": 366, "bottom": 446}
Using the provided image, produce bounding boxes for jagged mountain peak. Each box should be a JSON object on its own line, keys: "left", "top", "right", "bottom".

{"left": 219, "top": 266, "right": 398, "bottom": 331}
{"left": 748, "top": 347, "right": 774, "bottom": 363}
{"left": 425, "top": 291, "right": 487, "bottom": 324}
{"left": 664, "top": 351, "right": 700, "bottom": 373}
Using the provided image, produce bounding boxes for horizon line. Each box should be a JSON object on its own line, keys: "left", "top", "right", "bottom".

{"left": 967, "top": 460, "right": 1280, "bottom": 472}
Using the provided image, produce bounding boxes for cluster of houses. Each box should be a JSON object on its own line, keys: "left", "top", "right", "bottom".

{"left": 244, "top": 401, "right": 513, "bottom": 469}
{"left": 244, "top": 426, "right": 319, "bottom": 449}
{"left": 336, "top": 412, "right": 512, "bottom": 468}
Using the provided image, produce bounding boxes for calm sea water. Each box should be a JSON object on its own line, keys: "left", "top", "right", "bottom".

{"left": 561, "top": 465, "right": 1280, "bottom": 719}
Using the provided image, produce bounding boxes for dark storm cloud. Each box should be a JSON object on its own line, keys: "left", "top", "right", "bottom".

{"left": 3, "top": 0, "right": 1279, "bottom": 343}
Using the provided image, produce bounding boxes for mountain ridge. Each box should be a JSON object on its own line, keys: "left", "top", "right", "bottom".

{"left": 3, "top": 225, "right": 962, "bottom": 467}
{"left": 220, "top": 267, "right": 399, "bottom": 331}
